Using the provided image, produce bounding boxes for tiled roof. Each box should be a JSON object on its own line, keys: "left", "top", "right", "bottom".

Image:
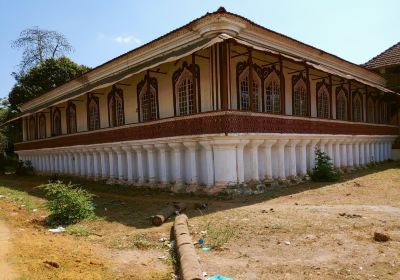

{"left": 364, "top": 41, "right": 400, "bottom": 69}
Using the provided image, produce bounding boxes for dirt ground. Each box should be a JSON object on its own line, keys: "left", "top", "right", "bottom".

{"left": 0, "top": 162, "right": 399, "bottom": 280}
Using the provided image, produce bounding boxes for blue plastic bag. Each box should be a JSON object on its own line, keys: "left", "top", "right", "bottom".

{"left": 208, "top": 275, "right": 233, "bottom": 280}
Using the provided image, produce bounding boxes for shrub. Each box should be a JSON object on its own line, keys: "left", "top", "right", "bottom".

{"left": 311, "top": 149, "right": 340, "bottom": 182}
{"left": 39, "top": 181, "right": 95, "bottom": 225}
{"left": 15, "top": 160, "right": 35, "bottom": 175}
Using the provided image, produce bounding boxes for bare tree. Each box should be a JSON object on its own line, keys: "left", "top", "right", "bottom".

{"left": 12, "top": 26, "right": 73, "bottom": 73}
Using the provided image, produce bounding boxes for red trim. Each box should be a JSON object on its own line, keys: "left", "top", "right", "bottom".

{"left": 15, "top": 111, "right": 398, "bottom": 151}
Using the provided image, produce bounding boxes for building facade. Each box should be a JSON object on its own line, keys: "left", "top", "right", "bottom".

{"left": 12, "top": 8, "right": 399, "bottom": 192}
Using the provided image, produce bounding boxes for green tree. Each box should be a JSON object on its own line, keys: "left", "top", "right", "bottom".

{"left": 8, "top": 57, "right": 90, "bottom": 111}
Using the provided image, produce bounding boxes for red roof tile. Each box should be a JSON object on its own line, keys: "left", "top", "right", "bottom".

{"left": 364, "top": 41, "right": 400, "bottom": 69}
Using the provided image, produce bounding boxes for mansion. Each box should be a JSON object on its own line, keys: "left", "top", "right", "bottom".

{"left": 12, "top": 8, "right": 399, "bottom": 192}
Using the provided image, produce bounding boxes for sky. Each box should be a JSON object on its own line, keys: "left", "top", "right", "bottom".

{"left": 0, "top": 0, "right": 399, "bottom": 99}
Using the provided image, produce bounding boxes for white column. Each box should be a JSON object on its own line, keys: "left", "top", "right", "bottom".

{"left": 318, "top": 139, "right": 328, "bottom": 153}
{"left": 333, "top": 140, "right": 341, "bottom": 168}
{"left": 212, "top": 140, "right": 240, "bottom": 186}
{"left": 73, "top": 152, "right": 80, "bottom": 175}
{"left": 113, "top": 147, "right": 125, "bottom": 181}
{"left": 249, "top": 140, "right": 263, "bottom": 181}
{"left": 92, "top": 149, "right": 100, "bottom": 179}
{"left": 379, "top": 141, "right": 384, "bottom": 162}
{"left": 133, "top": 146, "right": 145, "bottom": 184}
{"left": 347, "top": 140, "right": 354, "bottom": 168}
{"left": 105, "top": 147, "right": 116, "bottom": 179}
{"left": 155, "top": 143, "right": 169, "bottom": 184}
{"left": 308, "top": 139, "right": 319, "bottom": 170}
{"left": 340, "top": 141, "right": 348, "bottom": 168}
{"left": 326, "top": 140, "right": 334, "bottom": 161}
{"left": 365, "top": 141, "right": 371, "bottom": 164}
{"left": 199, "top": 141, "right": 215, "bottom": 187}
{"left": 86, "top": 150, "right": 93, "bottom": 177}
{"left": 168, "top": 143, "right": 183, "bottom": 186}
{"left": 67, "top": 152, "right": 73, "bottom": 175}
{"left": 299, "top": 139, "right": 310, "bottom": 176}
{"left": 264, "top": 140, "right": 277, "bottom": 180}
{"left": 288, "top": 139, "right": 300, "bottom": 178}
{"left": 122, "top": 146, "right": 134, "bottom": 182}
{"left": 353, "top": 140, "right": 360, "bottom": 167}
{"left": 183, "top": 142, "right": 198, "bottom": 185}
{"left": 143, "top": 144, "right": 157, "bottom": 183}
{"left": 78, "top": 150, "right": 86, "bottom": 176}
{"left": 388, "top": 140, "right": 393, "bottom": 160}
{"left": 373, "top": 141, "right": 379, "bottom": 162}
{"left": 277, "top": 139, "right": 289, "bottom": 179}
{"left": 98, "top": 148, "right": 109, "bottom": 179}
{"left": 359, "top": 141, "right": 365, "bottom": 166}
{"left": 236, "top": 140, "right": 249, "bottom": 184}
{"left": 382, "top": 141, "right": 388, "bottom": 160}
{"left": 63, "top": 152, "right": 69, "bottom": 174}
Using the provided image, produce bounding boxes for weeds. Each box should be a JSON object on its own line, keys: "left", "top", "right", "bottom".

{"left": 0, "top": 186, "right": 38, "bottom": 211}
{"left": 203, "top": 221, "right": 235, "bottom": 249}
{"left": 66, "top": 224, "right": 93, "bottom": 236}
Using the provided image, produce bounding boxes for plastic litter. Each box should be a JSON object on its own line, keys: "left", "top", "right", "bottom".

{"left": 198, "top": 239, "right": 204, "bottom": 245}
{"left": 202, "top": 246, "right": 211, "bottom": 251}
{"left": 0, "top": 195, "right": 5, "bottom": 198}
{"left": 208, "top": 275, "right": 233, "bottom": 280}
{"left": 48, "top": 226, "right": 65, "bottom": 233}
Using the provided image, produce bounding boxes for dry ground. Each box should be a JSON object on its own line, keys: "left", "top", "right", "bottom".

{"left": 0, "top": 162, "right": 399, "bottom": 279}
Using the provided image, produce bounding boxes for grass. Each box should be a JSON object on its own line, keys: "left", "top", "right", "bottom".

{"left": 66, "top": 224, "right": 93, "bottom": 236}
{"left": 111, "top": 232, "right": 158, "bottom": 250}
{"left": 202, "top": 220, "right": 235, "bottom": 249}
{"left": 0, "top": 186, "right": 39, "bottom": 211}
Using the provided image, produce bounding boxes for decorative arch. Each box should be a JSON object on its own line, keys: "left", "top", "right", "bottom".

{"left": 66, "top": 101, "right": 77, "bottom": 134}
{"left": 264, "top": 67, "right": 282, "bottom": 114}
{"left": 52, "top": 108, "right": 62, "bottom": 136}
{"left": 336, "top": 86, "right": 347, "bottom": 120}
{"left": 137, "top": 74, "right": 159, "bottom": 122}
{"left": 38, "top": 113, "right": 46, "bottom": 139}
{"left": 292, "top": 73, "right": 308, "bottom": 116}
{"left": 367, "top": 97, "right": 375, "bottom": 123}
{"left": 108, "top": 85, "right": 125, "bottom": 127}
{"left": 236, "top": 61, "right": 262, "bottom": 112}
{"left": 352, "top": 92, "right": 362, "bottom": 122}
{"left": 28, "top": 116, "right": 36, "bottom": 141}
{"left": 87, "top": 93, "right": 100, "bottom": 131}
{"left": 316, "top": 80, "right": 330, "bottom": 119}
{"left": 172, "top": 62, "right": 201, "bottom": 116}
{"left": 380, "top": 100, "right": 388, "bottom": 124}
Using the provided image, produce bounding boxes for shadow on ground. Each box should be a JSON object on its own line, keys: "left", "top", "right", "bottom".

{"left": 0, "top": 161, "right": 399, "bottom": 229}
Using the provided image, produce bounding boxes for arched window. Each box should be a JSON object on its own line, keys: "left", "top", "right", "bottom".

{"left": 316, "top": 82, "right": 330, "bottom": 119}
{"left": 380, "top": 101, "right": 388, "bottom": 124}
{"left": 264, "top": 70, "right": 281, "bottom": 113}
{"left": 52, "top": 108, "right": 62, "bottom": 136}
{"left": 336, "top": 88, "right": 347, "bottom": 120}
{"left": 292, "top": 74, "right": 308, "bottom": 116}
{"left": 28, "top": 116, "right": 36, "bottom": 141}
{"left": 87, "top": 94, "right": 100, "bottom": 130}
{"left": 367, "top": 97, "right": 375, "bottom": 123}
{"left": 237, "top": 62, "right": 261, "bottom": 112}
{"left": 66, "top": 102, "right": 77, "bottom": 133}
{"left": 38, "top": 113, "right": 46, "bottom": 139}
{"left": 108, "top": 86, "right": 125, "bottom": 127}
{"left": 352, "top": 94, "right": 362, "bottom": 122}
{"left": 137, "top": 75, "right": 158, "bottom": 122}
{"left": 173, "top": 62, "right": 200, "bottom": 116}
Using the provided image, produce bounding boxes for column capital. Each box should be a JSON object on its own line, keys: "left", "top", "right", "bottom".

{"left": 288, "top": 139, "right": 301, "bottom": 146}
{"left": 142, "top": 144, "right": 155, "bottom": 152}
{"left": 264, "top": 139, "right": 277, "bottom": 148}
{"left": 198, "top": 141, "right": 213, "bottom": 150}
{"left": 278, "top": 139, "right": 289, "bottom": 146}
{"left": 299, "top": 139, "right": 311, "bottom": 146}
{"left": 249, "top": 139, "right": 264, "bottom": 148}
{"left": 212, "top": 139, "right": 241, "bottom": 150}
{"left": 121, "top": 145, "right": 132, "bottom": 152}
{"left": 154, "top": 143, "right": 168, "bottom": 151}
{"left": 182, "top": 141, "right": 197, "bottom": 150}
{"left": 168, "top": 142, "right": 182, "bottom": 150}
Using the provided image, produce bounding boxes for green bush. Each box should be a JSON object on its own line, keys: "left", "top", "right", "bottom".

{"left": 311, "top": 149, "right": 340, "bottom": 182}
{"left": 15, "top": 160, "right": 35, "bottom": 175}
{"left": 39, "top": 181, "right": 95, "bottom": 225}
